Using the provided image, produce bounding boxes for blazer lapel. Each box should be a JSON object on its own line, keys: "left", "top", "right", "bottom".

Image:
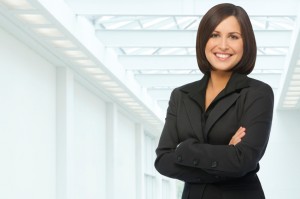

{"left": 203, "top": 73, "right": 250, "bottom": 139}
{"left": 183, "top": 98, "right": 205, "bottom": 142}
{"left": 179, "top": 72, "right": 250, "bottom": 142}
{"left": 180, "top": 74, "right": 208, "bottom": 142}
{"left": 204, "top": 93, "right": 240, "bottom": 138}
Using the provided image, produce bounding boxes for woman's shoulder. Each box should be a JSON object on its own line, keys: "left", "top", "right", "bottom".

{"left": 247, "top": 77, "right": 273, "bottom": 92}
{"left": 244, "top": 77, "right": 274, "bottom": 99}
{"left": 168, "top": 80, "right": 202, "bottom": 101}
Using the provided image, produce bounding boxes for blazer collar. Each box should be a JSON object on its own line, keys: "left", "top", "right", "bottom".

{"left": 180, "top": 72, "right": 250, "bottom": 109}
{"left": 179, "top": 72, "right": 250, "bottom": 142}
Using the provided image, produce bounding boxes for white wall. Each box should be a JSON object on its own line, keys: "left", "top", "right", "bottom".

{"left": 0, "top": 27, "right": 56, "bottom": 199}
{"left": 115, "top": 112, "right": 137, "bottom": 199}
{"left": 70, "top": 81, "right": 107, "bottom": 199}
{"left": 260, "top": 110, "right": 300, "bottom": 198}
{"left": 0, "top": 24, "right": 175, "bottom": 199}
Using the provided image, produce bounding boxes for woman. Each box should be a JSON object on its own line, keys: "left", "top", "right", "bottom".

{"left": 154, "top": 3, "right": 274, "bottom": 199}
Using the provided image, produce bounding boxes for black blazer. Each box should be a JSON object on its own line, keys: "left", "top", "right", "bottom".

{"left": 155, "top": 73, "right": 274, "bottom": 199}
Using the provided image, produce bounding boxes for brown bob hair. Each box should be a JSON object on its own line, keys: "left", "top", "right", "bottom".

{"left": 196, "top": 3, "right": 257, "bottom": 75}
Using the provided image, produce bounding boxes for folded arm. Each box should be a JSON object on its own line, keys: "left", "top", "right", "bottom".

{"left": 154, "top": 85, "right": 274, "bottom": 182}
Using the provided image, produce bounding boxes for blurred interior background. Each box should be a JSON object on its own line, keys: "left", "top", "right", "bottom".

{"left": 0, "top": 0, "right": 300, "bottom": 198}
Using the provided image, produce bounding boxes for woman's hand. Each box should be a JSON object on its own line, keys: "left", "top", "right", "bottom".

{"left": 229, "top": 127, "right": 246, "bottom": 146}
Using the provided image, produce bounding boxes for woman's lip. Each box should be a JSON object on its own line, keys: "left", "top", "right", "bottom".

{"left": 215, "top": 53, "right": 232, "bottom": 59}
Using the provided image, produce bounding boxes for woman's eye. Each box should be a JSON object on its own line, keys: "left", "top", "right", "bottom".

{"left": 210, "top": 33, "right": 219, "bottom": 38}
{"left": 230, "top": 35, "right": 239, "bottom": 39}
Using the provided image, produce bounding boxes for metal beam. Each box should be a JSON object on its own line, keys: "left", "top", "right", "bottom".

{"left": 120, "top": 55, "right": 286, "bottom": 70}
{"left": 65, "top": 0, "right": 299, "bottom": 16}
{"left": 96, "top": 30, "right": 292, "bottom": 48}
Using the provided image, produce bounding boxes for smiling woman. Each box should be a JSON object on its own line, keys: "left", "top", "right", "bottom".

{"left": 1, "top": 0, "right": 300, "bottom": 199}
{"left": 205, "top": 16, "right": 244, "bottom": 73}
{"left": 154, "top": 3, "right": 274, "bottom": 199}
{"left": 196, "top": 4, "right": 257, "bottom": 76}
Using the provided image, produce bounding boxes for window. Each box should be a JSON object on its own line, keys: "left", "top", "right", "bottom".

{"left": 144, "top": 133, "right": 156, "bottom": 199}
{"left": 162, "top": 179, "right": 170, "bottom": 199}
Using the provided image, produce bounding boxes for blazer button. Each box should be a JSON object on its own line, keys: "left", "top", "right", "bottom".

{"left": 211, "top": 161, "right": 218, "bottom": 168}
{"left": 193, "top": 159, "right": 199, "bottom": 166}
{"left": 177, "top": 155, "right": 182, "bottom": 162}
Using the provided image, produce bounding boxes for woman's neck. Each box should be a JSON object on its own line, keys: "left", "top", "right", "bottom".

{"left": 205, "top": 71, "right": 232, "bottom": 110}
{"left": 208, "top": 71, "right": 232, "bottom": 91}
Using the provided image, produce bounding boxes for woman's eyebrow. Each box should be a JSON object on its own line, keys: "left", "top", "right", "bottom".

{"left": 229, "top": 32, "right": 242, "bottom": 35}
{"left": 213, "top": 30, "right": 242, "bottom": 35}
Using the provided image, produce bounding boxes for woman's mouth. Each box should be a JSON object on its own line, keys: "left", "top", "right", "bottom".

{"left": 215, "top": 53, "right": 231, "bottom": 59}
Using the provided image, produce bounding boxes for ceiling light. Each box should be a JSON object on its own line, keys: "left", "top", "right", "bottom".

{"left": 35, "top": 28, "right": 63, "bottom": 37}
{"left": 118, "top": 97, "right": 135, "bottom": 103}
{"left": 290, "top": 81, "right": 300, "bottom": 86}
{"left": 125, "top": 102, "right": 140, "bottom": 106}
{"left": 294, "top": 67, "right": 300, "bottom": 73}
{"left": 287, "top": 87, "right": 300, "bottom": 91}
{"left": 139, "top": 113, "right": 152, "bottom": 118}
{"left": 105, "top": 87, "right": 124, "bottom": 93}
{"left": 101, "top": 81, "right": 119, "bottom": 87}
{"left": 292, "top": 74, "right": 300, "bottom": 80}
{"left": 94, "top": 75, "right": 110, "bottom": 81}
{"left": 283, "top": 100, "right": 298, "bottom": 105}
{"left": 148, "top": 119, "right": 158, "bottom": 123}
{"left": 286, "top": 91, "right": 300, "bottom": 96}
{"left": 282, "top": 104, "right": 295, "bottom": 108}
{"left": 113, "top": 93, "right": 130, "bottom": 98}
{"left": 284, "top": 96, "right": 300, "bottom": 101}
{"left": 133, "top": 109, "right": 148, "bottom": 114}
{"left": 129, "top": 106, "right": 144, "bottom": 110}
{"left": 149, "top": 120, "right": 161, "bottom": 125}
{"left": 75, "top": 59, "right": 95, "bottom": 66}
{"left": 64, "top": 50, "right": 86, "bottom": 58}
{"left": 141, "top": 115, "right": 153, "bottom": 120}
{"left": 52, "top": 40, "right": 76, "bottom": 48}
{"left": 0, "top": 0, "right": 33, "bottom": 9}
{"left": 18, "top": 14, "right": 49, "bottom": 25}
{"left": 83, "top": 68, "right": 104, "bottom": 74}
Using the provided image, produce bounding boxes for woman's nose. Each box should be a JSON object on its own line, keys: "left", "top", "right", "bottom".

{"left": 219, "top": 37, "right": 229, "bottom": 50}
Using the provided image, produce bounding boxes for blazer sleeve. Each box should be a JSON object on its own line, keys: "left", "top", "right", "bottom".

{"left": 174, "top": 83, "right": 274, "bottom": 178}
{"left": 154, "top": 89, "right": 232, "bottom": 183}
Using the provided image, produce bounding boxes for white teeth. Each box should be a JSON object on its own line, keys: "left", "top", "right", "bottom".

{"left": 216, "top": 53, "right": 230, "bottom": 58}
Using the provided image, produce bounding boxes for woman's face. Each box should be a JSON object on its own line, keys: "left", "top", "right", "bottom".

{"left": 205, "top": 16, "right": 244, "bottom": 72}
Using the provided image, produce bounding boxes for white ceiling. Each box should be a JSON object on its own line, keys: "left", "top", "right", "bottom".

{"left": 0, "top": 0, "right": 300, "bottom": 130}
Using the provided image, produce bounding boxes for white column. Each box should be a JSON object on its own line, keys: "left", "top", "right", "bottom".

{"left": 170, "top": 180, "right": 177, "bottom": 199}
{"left": 56, "top": 67, "right": 74, "bottom": 199}
{"left": 106, "top": 102, "right": 118, "bottom": 199}
{"left": 135, "top": 124, "right": 145, "bottom": 199}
